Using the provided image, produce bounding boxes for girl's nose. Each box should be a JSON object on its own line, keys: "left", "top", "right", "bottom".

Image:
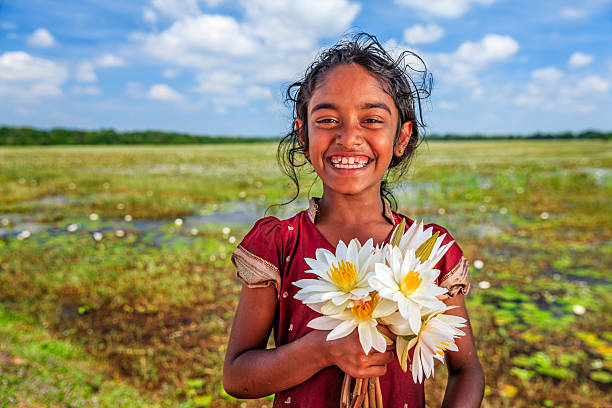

{"left": 335, "top": 122, "right": 363, "bottom": 149}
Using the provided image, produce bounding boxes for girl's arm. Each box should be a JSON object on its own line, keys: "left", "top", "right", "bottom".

{"left": 441, "top": 293, "right": 485, "bottom": 408}
{"left": 223, "top": 285, "right": 394, "bottom": 399}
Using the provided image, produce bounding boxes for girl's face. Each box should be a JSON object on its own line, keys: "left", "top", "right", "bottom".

{"left": 297, "top": 63, "right": 411, "bottom": 197}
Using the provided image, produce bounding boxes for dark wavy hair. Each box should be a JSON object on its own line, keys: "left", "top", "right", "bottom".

{"left": 277, "top": 32, "right": 432, "bottom": 210}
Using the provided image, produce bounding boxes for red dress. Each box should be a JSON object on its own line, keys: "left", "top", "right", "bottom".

{"left": 231, "top": 199, "right": 470, "bottom": 408}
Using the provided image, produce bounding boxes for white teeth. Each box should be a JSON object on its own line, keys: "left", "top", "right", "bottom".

{"left": 329, "top": 156, "right": 369, "bottom": 169}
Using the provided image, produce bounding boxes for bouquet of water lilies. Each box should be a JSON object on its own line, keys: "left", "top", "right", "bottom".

{"left": 294, "top": 219, "right": 467, "bottom": 408}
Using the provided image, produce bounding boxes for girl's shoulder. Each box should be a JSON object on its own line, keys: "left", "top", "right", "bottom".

{"left": 392, "top": 211, "right": 471, "bottom": 297}
{"left": 230, "top": 211, "right": 306, "bottom": 296}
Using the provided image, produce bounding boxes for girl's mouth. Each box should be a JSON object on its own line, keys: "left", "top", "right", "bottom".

{"left": 329, "top": 155, "right": 370, "bottom": 169}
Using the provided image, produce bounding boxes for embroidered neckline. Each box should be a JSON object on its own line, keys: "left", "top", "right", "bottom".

{"left": 307, "top": 197, "right": 396, "bottom": 226}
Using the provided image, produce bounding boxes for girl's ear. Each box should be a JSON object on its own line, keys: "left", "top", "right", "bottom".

{"left": 295, "top": 119, "right": 308, "bottom": 156}
{"left": 394, "top": 121, "right": 413, "bottom": 157}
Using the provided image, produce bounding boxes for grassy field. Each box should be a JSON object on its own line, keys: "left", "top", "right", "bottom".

{"left": 0, "top": 140, "right": 610, "bottom": 407}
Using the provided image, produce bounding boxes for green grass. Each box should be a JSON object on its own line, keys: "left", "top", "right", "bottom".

{"left": 0, "top": 140, "right": 610, "bottom": 407}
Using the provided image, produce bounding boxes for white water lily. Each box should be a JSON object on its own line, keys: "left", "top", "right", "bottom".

{"left": 294, "top": 238, "right": 380, "bottom": 314}
{"left": 384, "top": 307, "right": 466, "bottom": 383}
{"left": 369, "top": 245, "right": 448, "bottom": 334}
{"left": 307, "top": 294, "right": 396, "bottom": 354}
{"left": 386, "top": 220, "right": 454, "bottom": 272}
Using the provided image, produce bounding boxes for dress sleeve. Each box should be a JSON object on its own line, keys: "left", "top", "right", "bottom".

{"left": 428, "top": 224, "right": 471, "bottom": 297}
{"left": 231, "top": 217, "right": 283, "bottom": 295}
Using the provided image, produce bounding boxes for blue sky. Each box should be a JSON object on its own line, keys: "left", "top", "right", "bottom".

{"left": 1, "top": 0, "right": 611, "bottom": 136}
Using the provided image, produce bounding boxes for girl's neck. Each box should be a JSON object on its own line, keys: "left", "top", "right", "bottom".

{"left": 316, "top": 186, "right": 387, "bottom": 227}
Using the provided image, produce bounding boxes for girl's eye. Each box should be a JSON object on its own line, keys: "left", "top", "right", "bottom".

{"left": 315, "top": 118, "right": 338, "bottom": 125}
{"left": 364, "top": 118, "right": 384, "bottom": 126}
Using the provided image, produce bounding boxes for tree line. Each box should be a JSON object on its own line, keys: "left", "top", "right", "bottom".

{"left": 0, "top": 126, "right": 609, "bottom": 145}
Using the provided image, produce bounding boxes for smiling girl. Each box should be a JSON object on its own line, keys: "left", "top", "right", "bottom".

{"left": 223, "top": 33, "right": 484, "bottom": 408}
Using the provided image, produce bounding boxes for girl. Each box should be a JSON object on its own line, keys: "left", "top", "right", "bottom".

{"left": 223, "top": 33, "right": 484, "bottom": 408}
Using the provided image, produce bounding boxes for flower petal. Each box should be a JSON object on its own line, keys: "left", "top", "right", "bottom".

{"left": 307, "top": 316, "right": 340, "bottom": 330}
{"left": 357, "top": 321, "right": 374, "bottom": 354}
{"left": 327, "top": 320, "right": 357, "bottom": 341}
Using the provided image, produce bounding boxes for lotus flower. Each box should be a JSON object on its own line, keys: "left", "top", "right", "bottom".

{"left": 383, "top": 307, "right": 467, "bottom": 383}
{"left": 369, "top": 245, "right": 448, "bottom": 334}
{"left": 294, "top": 238, "right": 380, "bottom": 314}
{"left": 307, "top": 294, "right": 396, "bottom": 354}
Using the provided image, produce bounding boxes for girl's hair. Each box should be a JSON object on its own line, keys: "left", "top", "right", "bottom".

{"left": 277, "top": 32, "right": 432, "bottom": 210}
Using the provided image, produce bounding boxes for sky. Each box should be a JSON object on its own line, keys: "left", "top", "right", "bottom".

{"left": 1, "top": 0, "right": 611, "bottom": 137}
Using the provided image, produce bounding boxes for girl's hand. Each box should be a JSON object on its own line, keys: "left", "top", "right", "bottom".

{"left": 312, "top": 328, "right": 394, "bottom": 378}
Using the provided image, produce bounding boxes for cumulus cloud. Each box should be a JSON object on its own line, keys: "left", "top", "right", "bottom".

{"left": 394, "top": 0, "right": 497, "bottom": 18}
{"left": 75, "top": 53, "right": 126, "bottom": 82}
{"left": 514, "top": 66, "right": 609, "bottom": 113}
{"left": 27, "top": 28, "right": 55, "bottom": 47}
{"left": 560, "top": 7, "right": 587, "bottom": 19}
{"left": 403, "top": 24, "right": 444, "bottom": 44}
{"left": 143, "top": 7, "right": 157, "bottom": 24}
{"left": 568, "top": 52, "right": 594, "bottom": 68}
{"left": 96, "top": 53, "right": 126, "bottom": 67}
{"left": 431, "top": 34, "right": 519, "bottom": 96}
{"left": 0, "top": 51, "right": 67, "bottom": 101}
{"left": 76, "top": 61, "right": 97, "bottom": 82}
{"left": 148, "top": 83, "right": 184, "bottom": 102}
{"left": 136, "top": 0, "right": 360, "bottom": 110}
{"left": 163, "top": 68, "right": 180, "bottom": 78}
{"left": 531, "top": 67, "right": 563, "bottom": 82}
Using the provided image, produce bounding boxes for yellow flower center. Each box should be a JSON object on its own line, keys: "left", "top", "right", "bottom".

{"left": 327, "top": 260, "right": 357, "bottom": 292}
{"left": 351, "top": 296, "right": 378, "bottom": 321}
{"left": 436, "top": 341, "right": 451, "bottom": 356}
{"left": 399, "top": 270, "right": 423, "bottom": 296}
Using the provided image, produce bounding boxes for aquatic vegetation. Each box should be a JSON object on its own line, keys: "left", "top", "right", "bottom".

{"left": 0, "top": 140, "right": 610, "bottom": 407}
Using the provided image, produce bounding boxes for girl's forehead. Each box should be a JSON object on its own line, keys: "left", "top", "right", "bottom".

{"left": 309, "top": 64, "right": 396, "bottom": 111}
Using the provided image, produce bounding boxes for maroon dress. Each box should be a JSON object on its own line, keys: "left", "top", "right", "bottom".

{"left": 231, "top": 199, "right": 470, "bottom": 408}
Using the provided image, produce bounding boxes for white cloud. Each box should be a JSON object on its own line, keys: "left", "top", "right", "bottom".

{"left": 245, "top": 85, "right": 272, "bottom": 100}
{"left": 574, "top": 75, "right": 610, "bottom": 93}
{"left": 568, "top": 52, "right": 594, "bottom": 68}
{"left": 136, "top": 0, "right": 360, "bottom": 110}
{"left": 403, "top": 24, "right": 444, "bottom": 44}
{"left": 515, "top": 66, "right": 609, "bottom": 113}
{"left": 151, "top": 0, "right": 201, "bottom": 19}
{"left": 71, "top": 85, "right": 101, "bottom": 95}
{"left": 148, "top": 83, "right": 184, "bottom": 102}
{"left": 26, "top": 28, "right": 55, "bottom": 47}
{"left": 559, "top": 7, "right": 587, "bottom": 19}
{"left": 163, "top": 68, "right": 180, "bottom": 78}
{"left": 143, "top": 7, "right": 157, "bottom": 24}
{"left": 432, "top": 34, "right": 519, "bottom": 96}
{"left": 394, "top": 0, "right": 497, "bottom": 18}
{"left": 0, "top": 51, "right": 67, "bottom": 101}
{"left": 76, "top": 61, "right": 97, "bottom": 82}
{"left": 96, "top": 53, "right": 126, "bottom": 67}
{"left": 454, "top": 34, "right": 519, "bottom": 65}
{"left": 531, "top": 67, "right": 562, "bottom": 82}
{"left": 140, "top": 14, "right": 260, "bottom": 65}
{"left": 195, "top": 71, "right": 244, "bottom": 94}
{"left": 75, "top": 54, "right": 126, "bottom": 82}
